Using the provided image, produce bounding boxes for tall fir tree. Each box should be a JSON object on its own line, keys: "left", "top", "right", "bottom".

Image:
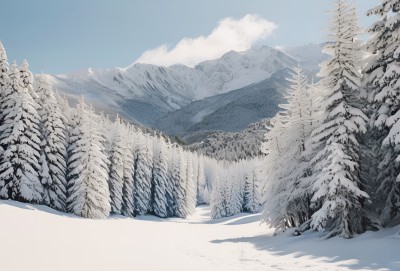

{"left": 308, "top": 0, "right": 370, "bottom": 238}
{"left": 66, "top": 99, "right": 111, "bottom": 219}
{"left": 184, "top": 153, "right": 197, "bottom": 216}
{"left": 20, "top": 60, "right": 39, "bottom": 104}
{"left": 173, "top": 148, "right": 188, "bottom": 218}
{"left": 133, "top": 133, "right": 153, "bottom": 215}
{"left": 262, "top": 66, "right": 316, "bottom": 233}
{"left": 165, "top": 142, "right": 177, "bottom": 217}
{"left": 196, "top": 155, "right": 207, "bottom": 205}
{"left": 108, "top": 116, "right": 125, "bottom": 214}
{"left": 151, "top": 136, "right": 169, "bottom": 218}
{"left": 243, "top": 168, "right": 261, "bottom": 214}
{"left": 121, "top": 124, "right": 136, "bottom": 217}
{"left": 364, "top": 0, "right": 400, "bottom": 226}
{"left": 36, "top": 75, "right": 68, "bottom": 211}
{"left": 0, "top": 62, "right": 43, "bottom": 202}
{"left": 0, "top": 41, "right": 9, "bottom": 161}
{"left": 210, "top": 170, "right": 226, "bottom": 219}
{"left": 0, "top": 42, "right": 9, "bottom": 113}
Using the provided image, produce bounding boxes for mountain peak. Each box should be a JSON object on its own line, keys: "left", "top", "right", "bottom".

{"left": 43, "top": 45, "right": 321, "bottom": 127}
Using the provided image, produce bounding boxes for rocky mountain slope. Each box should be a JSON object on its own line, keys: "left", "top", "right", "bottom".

{"left": 44, "top": 44, "right": 326, "bottom": 144}
{"left": 46, "top": 46, "right": 297, "bottom": 125}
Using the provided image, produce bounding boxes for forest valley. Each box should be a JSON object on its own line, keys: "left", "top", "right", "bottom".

{"left": 1, "top": 0, "right": 400, "bottom": 240}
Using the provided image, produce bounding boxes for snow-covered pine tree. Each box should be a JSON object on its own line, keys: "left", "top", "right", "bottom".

{"left": 243, "top": 167, "right": 262, "bottom": 213}
{"left": 0, "top": 41, "right": 9, "bottom": 167}
{"left": 173, "top": 147, "right": 188, "bottom": 218}
{"left": 225, "top": 162, "right": 243, "bottom": 216}
{"left": 184, "top": 152, "right": 196, "bottom": 216}
{"left": 0, "top": 61, "right": 43, "bottom": 203}
{"left": 36, "top": 75, "right": 67, "bottom": 211}
{"left": 210, "top": 169, "right": 226, "bottom": 219}
{"left": 364, "top": 0, "right": 400, "bottom": 226}
{"left": 191, "top": 153, "right": 200, "bottom": 204}
{"left": 54, "top": 92, "right": 72, "bottom": 135}
{"left": 121, "top": 124, "right": 135, "bottom": 217}
{"left": 261, "top": 113, "right": 293, "bottom": 232}
{"left": 133, "top": 133, "right": 153, "bottom": 216}
{"left": 0, "top": 42, "right": 9, "bottom": 113}
{"left": 20, "top": 60, "right": 39, "bottom": 104}
{"left": 165, "top": 141, "right": 177, "bottom": 217}
{"left": 151, "top": 135, "right": 169, "bottom": 218}
{"left": 260, "top": 113, "right": 285, "bottom": 181}
{"left": 66, "top": 98, "right": 111, "bottom": 219}
{"left": 279, "top": 66, "right": 311, "bottom": 152}
{"left": 201, "top": 156, "right": 215, "bottom": 205}
{"left": 107, "top": 116, "right": 125, "bottom": 214}
{"left": 263, "top": 66, "right": 316, "bottom": 232}
{"left": 308, "top": 0, "right": 370, "bottom": 238}
{"left": 196, "top": 154, "right": 207, "bottom": 205}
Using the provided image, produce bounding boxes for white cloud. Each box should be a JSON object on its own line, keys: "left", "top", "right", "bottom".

{"left": 135, "top": 14, "right": 277, "bottom": 67}
{"left": 274, "top": 45, "right": 285, "bottom": 51}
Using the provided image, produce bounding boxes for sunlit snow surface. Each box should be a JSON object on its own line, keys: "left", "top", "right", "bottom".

{"left": 1, "top": 200, "right": 399, "bottom": 271}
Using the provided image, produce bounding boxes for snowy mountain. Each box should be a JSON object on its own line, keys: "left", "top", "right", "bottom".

{"left": 155, "top": 69, "right": 289, "bottom": 143}
{"left": 46, "top": 46, "right": 296, "bottom": 126}
{"left": 44, "top": 44, "right": 327, "bottom": 143}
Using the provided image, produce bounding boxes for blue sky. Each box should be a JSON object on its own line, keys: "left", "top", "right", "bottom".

{"left": 0, "top": 0, "right": 374, "bottom": 74}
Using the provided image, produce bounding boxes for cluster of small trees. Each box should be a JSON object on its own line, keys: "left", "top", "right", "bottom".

{"left": 190, "top": 119, "right": 270, "bottom": 162}
{"left": 210, "top": 158, "right": 263, "bottom": 218}
{"left": 0, "top": 42, "right": 220, "bottom": 219}
{"left": 261, "top": 0, "right": 400, "bottom": 238}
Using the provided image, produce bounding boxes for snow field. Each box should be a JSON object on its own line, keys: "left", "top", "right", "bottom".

{"left": 1, "top": 200, "right": 399, "bottom": 271}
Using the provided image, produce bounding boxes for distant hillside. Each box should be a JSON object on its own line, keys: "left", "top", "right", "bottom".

{"left": 188, "top": 119, "right": 270, "bottom": 161}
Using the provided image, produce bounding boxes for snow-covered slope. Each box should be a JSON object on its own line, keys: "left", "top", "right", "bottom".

{"left": 2, "top": 200, "right": 399, "bottom": 271}
{"left": 46, "top": 46, "right": 296, "bottom": 126}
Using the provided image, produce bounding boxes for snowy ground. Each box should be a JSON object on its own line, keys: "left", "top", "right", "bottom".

{"left": 1, "top": 200, "right": 399, "bottom": 271}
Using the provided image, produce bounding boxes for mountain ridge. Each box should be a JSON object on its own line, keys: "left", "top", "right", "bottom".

{"left": 41, "top": 43, "right": 327, "bottom": 143}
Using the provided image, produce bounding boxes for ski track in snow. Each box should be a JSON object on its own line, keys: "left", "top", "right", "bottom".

{"left": 1, "top": 200, "right": 399, "bottom": 271}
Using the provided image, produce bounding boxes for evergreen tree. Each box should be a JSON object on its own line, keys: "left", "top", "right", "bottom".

{"left": 66, "top": 99, "right": 110, "bottom": 219}
{"left": 0, "top": 42, "right": 9, "bottom": 112}
{"left": 261, "top": 113, "right": 292, "bottom": 232}
{"left": 0, "top": 62, "right": 43, "bottom": 203}
{"left": 165, "top": 142, "right": 177, "bottom": 217}
{"left": 20, "top": 60, "right": 39, "bottom": 103}
{"left": 308, "top": 0, "right": 370, "bottom": 238}
{"left": 196, "top": 155, "right": 207, "bottom": 205}
{"left": 108, "top": 116, "right": 125, "bottom": 214}
{"left": 226, "top": 162, "right": 244, "bottom": 216}
{"left": 262, "top": 67, "right": 316, "bottom": 233}
{"left": 364, "top": 0, "right": 400, "bottom": 226}
{"left": 151, "top": 136, "right": 169, "bottom": 218}
{"left": 133, "top": 133, "right": 153, "bottom": 215}
{"left": 210, "top": 170, "right": 226, "bottom": 219}
{"left": 0, "top": 41, "right": 9, "bottom": 161}
{"left": 173, "top": 147, "right": 187, "bottom": 218}
{"left": 185, "top": 153, "right": 196, "bottom": 215}
{"left": 243, "top": 168, "right": 261, "bottom": 213}
{"left": 121, "top": 124, "right": 135, "bottom": 217}
{"left": 36, "top": 75, "right": 67, "bottom": 211}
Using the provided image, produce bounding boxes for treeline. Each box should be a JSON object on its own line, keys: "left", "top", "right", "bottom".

{"left": 189, "top": 120, "right": 270, "bottom": 162}
{"left": 0, "top": 43, "right": 216, "bottom": 219}
{"left": 0, "top": 42, "right": 264, "bottom": 220}
{"left": 261, "top": 0, "right": 400, "bottom": 238}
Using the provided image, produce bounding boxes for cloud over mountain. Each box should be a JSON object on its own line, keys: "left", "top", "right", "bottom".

{"left": 135, "top": 14, "right": 277, "bottom": 67}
